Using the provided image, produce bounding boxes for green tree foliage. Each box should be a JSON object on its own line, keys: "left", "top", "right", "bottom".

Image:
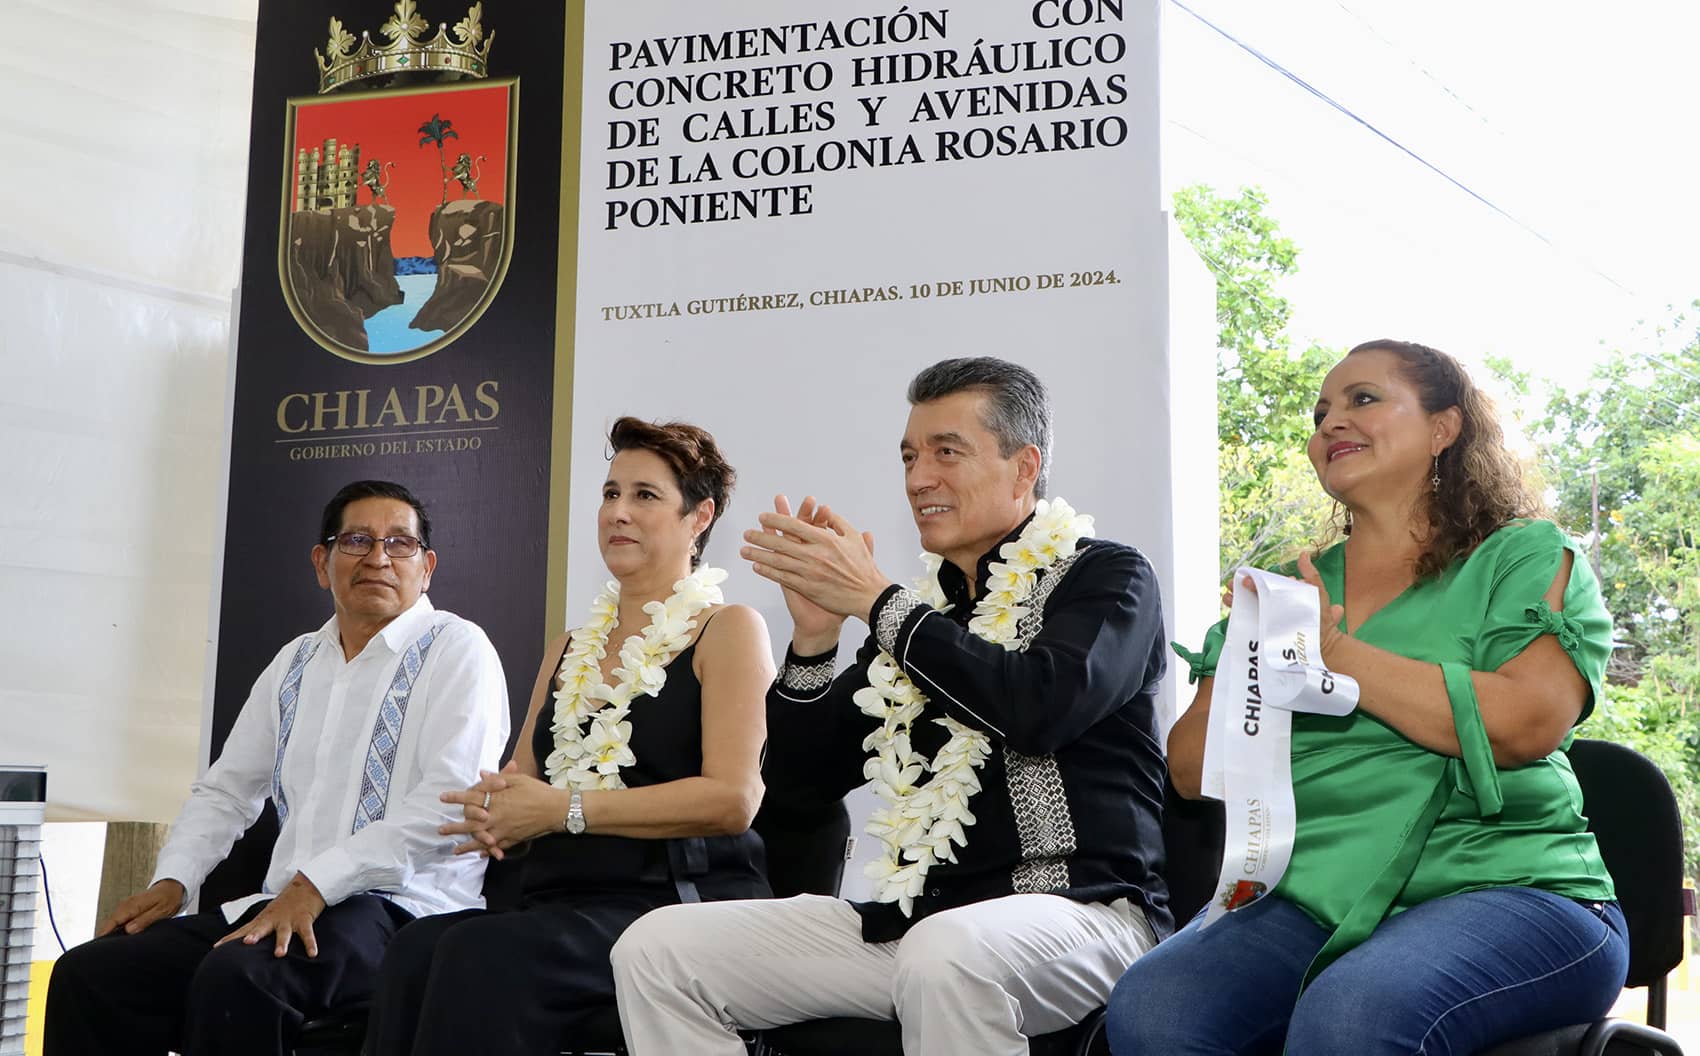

{"left": 1583, "top": 657, "right": 1700, "bottom": 879}
{"left": 1523, "top": 327, "right": 1700, "bottom": 661}
{"left": 1172, "top": 185, "right": 1338, "bottom": 579}
{"left": 1512, "top": 318, "right": 1700, "bottom": 876}
{"left": 417, "top": 113, "right": 459, "bottom": 206}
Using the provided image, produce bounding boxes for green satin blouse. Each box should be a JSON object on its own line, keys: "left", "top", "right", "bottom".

{"left": 1176, "top": 519, "right": 1616, "bottom": 975}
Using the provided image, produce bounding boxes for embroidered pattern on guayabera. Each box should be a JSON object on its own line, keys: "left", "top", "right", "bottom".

{"left": 1009, "top": 550, "right": 1085, "bottom": 893}
{"left": 1006, "top": 749, "right": 1078, "bottom": 892}
{"left": 779, "top": 655, "right": 836, "bottom": 694}
{"left": 273, "top": 637, "right": 323, "bottom": 825}
{"left": 352, "top": 624, "right": 442, "bottom": 832}
{"left": 874, "top": 589, "right": 926, "bottom": 657}
{"left": 1013, "top": 549, "right": 1083, "bottom": 650}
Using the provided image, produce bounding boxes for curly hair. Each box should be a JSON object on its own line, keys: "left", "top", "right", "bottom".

{"left": 1338, "top": 339, "right": 1541, "bottom": 579}
{"left": 607, "top": 417, "right": 737, "bottom": 567}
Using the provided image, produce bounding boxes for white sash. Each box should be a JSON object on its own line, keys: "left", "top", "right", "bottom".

{"left": 1199, "top": 567, "right": 1359, "bottom": 927}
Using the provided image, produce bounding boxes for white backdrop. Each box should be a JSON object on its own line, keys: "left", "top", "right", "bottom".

{"left": 568, "top": 0, "right": 1215, "bottom": 893}
{"left": 0, "top": 0, "right": 258, "bottom": 823}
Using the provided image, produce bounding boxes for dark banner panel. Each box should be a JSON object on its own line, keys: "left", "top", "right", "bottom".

{"left": 206, "top": 0, "right": 569, "bottom": 903}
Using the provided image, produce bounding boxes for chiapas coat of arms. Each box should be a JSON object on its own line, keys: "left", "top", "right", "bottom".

{"left": 280, "top": 1, "right": 516, "bottom": 363}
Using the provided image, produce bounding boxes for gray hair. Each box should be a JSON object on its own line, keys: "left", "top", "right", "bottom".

{"left": 906, "top": 357, "right": 1053, "bottom": 497}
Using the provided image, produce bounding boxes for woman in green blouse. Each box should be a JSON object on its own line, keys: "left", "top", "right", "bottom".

{"left": 1106, "top": 340, "right": 1626, "bottom": 1055}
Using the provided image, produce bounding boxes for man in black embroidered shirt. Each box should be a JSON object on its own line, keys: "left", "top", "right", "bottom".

{"left": 612, "top": 357, "right": 1172, "bottom": 1055}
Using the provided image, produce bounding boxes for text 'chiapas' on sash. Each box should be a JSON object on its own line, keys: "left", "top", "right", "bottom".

{"left": 1199, "top": 567, "right": 1359, "bottom": 926}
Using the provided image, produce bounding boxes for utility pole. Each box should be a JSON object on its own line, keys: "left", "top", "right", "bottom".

{"left": 1589, "top": 461, "right": 1601, "bottom": 577}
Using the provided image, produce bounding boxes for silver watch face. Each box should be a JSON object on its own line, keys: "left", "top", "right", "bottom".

{"left": 566, "top": 792, "right": 586, "bottom": 834}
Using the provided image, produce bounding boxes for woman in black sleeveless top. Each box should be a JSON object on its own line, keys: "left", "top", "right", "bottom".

{"left": 367, "top": 417, "right": 773, "bottom": 1055}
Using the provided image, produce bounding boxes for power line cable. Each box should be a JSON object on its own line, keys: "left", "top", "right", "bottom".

{"left": 1168, "top": 118, "right": 1459, "bottom": 269}
{"left": 1167, "top": 0, "right": 1633, "bottom": 295}
{"left": 1637, "top": 349, "right": 1700, "bottom": 392}
{"left": 1330, "top": 0, "right": 1496, "bottom": 130}
{"left": 1168, "top": 0, "right": 1545, "bottom": 244}
{"left": 39, "top": 853, "right": 68, "bottom": 954}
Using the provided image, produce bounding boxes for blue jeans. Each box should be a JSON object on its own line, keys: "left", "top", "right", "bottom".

{"left": 1105, "top": 887, "right": 1627, "bottom": 1055}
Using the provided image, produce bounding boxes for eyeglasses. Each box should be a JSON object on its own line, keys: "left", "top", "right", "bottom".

{"left": 324, "top": 532, "right": 425, "bottom": 558}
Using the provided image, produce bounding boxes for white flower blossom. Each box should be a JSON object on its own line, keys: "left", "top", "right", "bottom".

{"left": 912, "top": 552, "right": 954, "bottom": 612}
{"left": 543, "top": 566, "right": 725, "bottom": 790}
{"left": 859, "top": 500, "right": 1093, "bottom": 913}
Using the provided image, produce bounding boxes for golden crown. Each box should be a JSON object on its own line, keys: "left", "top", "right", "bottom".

{"left": 316, "top": 1, "right": 493, "bottom": 94}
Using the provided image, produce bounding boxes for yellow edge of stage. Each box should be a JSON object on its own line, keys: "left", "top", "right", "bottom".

{"left": 24, "top": 960, "right": 50, "bottom": 1056}
{"left": 544, "top": 0, "right": 587, "bottom": 641}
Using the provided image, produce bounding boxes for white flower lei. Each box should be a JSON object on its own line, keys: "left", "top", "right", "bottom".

{"left": 856, "top": 498, "right": 1094, "bottom": 914}
{"left": 544, "top": 566, "right": 727, "bottom": 790}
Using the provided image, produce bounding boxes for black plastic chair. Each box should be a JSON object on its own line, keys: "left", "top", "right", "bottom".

{"left": 1069, "top": 781, "right": 1226, "bottom": 1056}
{"left": 1154, "top": 779, "right": 1228, "bottom": 926}
{"left": 754, "top": 795, "right": 853, "bottom": 903}
{"left": 1477, "top": 738, "right": 1690, "bottom": 1056}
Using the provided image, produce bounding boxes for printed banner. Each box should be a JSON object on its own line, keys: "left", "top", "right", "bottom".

{"left": 566, "top": 1, "right": 1172, "bottom": 618}
{"left": 1201, "top": 568, "right": 1357, "bottom": 925}
{"left": 205, "top": 0, "right": 572, "bottom": 904}
{"left": 202, "top": 0, "right": 1206, "bottom": 910}
{"left": 565, "top": 0, "right": 1183, "bottom": 898}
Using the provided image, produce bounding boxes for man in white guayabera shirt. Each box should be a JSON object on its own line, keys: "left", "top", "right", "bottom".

{"left": 44, "top": 480, "right": 509, "bottom": 1056}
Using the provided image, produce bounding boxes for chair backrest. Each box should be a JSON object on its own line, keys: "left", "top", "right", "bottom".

{"left": 1159, "top": 780, "right": 1226, "bottom": 926}
{"left": 202, "top": 806, "right": 278, "bottom": 908}
{"left": 1567, "top": 738, "right": 1687, "bottom": 986}
{"left": 752, "top": 798, "right": 853, "bottom": 899}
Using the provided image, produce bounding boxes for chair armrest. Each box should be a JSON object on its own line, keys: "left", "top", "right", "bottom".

{"left": 1580, "top": 1017, "right": 1686, "bottom": 1056}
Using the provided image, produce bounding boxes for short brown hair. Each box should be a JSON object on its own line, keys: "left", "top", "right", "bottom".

{"left": 607, "top": 417, "right": 736, "bottom": 566}
{"left": 1345, "top": 339, "right": 1540, "bottom": 579}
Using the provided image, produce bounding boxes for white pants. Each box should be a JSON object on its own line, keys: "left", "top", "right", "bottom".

{"left": 611, "top": 892, "right": 1157, "bottom": 1056}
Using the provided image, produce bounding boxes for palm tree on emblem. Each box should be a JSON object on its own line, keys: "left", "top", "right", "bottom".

{"left": 417, "top": 113, "right": 459, "bottom": 206}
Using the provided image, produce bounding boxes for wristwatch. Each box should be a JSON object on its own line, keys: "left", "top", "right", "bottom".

{"left": 564, "top": 789, "right": 586, "bottom": 835}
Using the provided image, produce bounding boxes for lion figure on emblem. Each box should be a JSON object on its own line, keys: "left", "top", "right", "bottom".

{"left": 362, "top": 159, "right": 394, "bottom": 205}
{"left": 452, "top": 153, "right": 487, "bottom": 199}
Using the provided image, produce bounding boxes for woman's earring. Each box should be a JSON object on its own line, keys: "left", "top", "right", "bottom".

{"left": 1431, "top": 455, "right": 1441, "bottom": 494}
{"left": 1342, "top": 505, "right": 1353, "bottom": 535}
